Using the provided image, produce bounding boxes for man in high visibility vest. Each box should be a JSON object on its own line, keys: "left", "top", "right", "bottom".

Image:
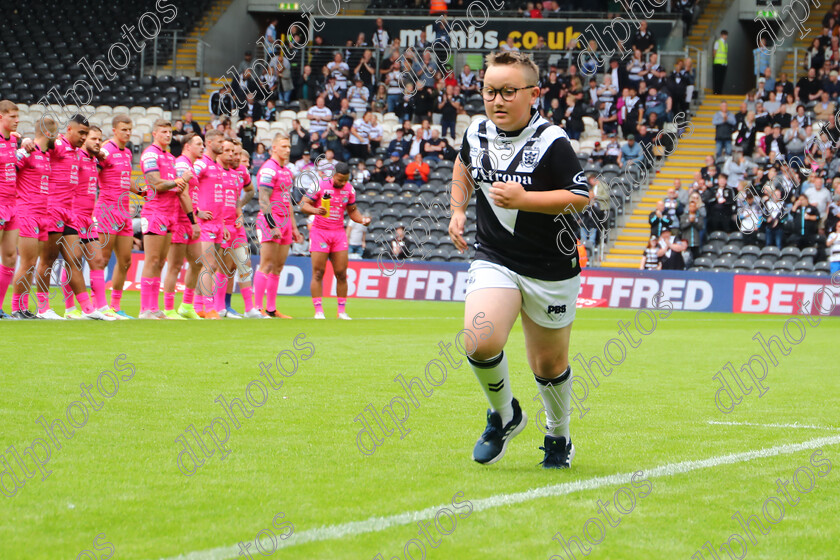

{"left": 713, "top": 30, "right": 728, "bottom": 95}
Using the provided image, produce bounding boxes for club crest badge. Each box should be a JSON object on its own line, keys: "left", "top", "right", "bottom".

{"left": 522, "top": 148, "right": 539, "bottom": 168}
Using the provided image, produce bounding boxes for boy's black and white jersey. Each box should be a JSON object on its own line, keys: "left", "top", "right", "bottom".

{"left": 459, "top": 109, "right": 589, "bottom": 281}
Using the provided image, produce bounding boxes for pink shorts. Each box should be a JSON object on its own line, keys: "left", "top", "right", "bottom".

{"left": 0, "top": 201, "right": 17, "bottom": 232}
{"left": 310, "top": 227, "right": 348, "bottom": 253}
{"left": 72, "top": 213, "right": 99, "bottom": 241}
{"left": 222, "top": 223, "right": 248, "bottom": 249}
{"left": 199, "top": 219, "right": 226, "bottom": 243}
{"left": 141, "top": 210, "right": 178, "bottom": 236}
{"left": 94, "top": 205, "right": 133, "bottom": 237}
{"left": 171, "top": 218, "right": 200, "bottom": 245}
{"left": 17, "top": 213, "right": 49, "bottom": 241}
{"left": 46, "top": 205, "right": 74, "bottom": 233}
{"left": 256, "top": 213, "right": 293, "bottom": 245}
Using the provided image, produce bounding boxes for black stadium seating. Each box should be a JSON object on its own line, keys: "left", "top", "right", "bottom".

{"left": 0, "top": 0, "right": 212, "bottom": 107}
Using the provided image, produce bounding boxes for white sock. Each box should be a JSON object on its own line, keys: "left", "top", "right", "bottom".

{"left": 469, "top": 351, "right": 514, "bottom": 425}
{"left": 535, "top": 366, "right": 572, "bottom": 440}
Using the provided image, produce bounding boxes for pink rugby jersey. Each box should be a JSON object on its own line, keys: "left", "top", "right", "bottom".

{"left": 16, "top": 145, "right": 51, "bottom": 213}
{"left": 309, "top": 179, "right": 356, "bottom": 231}
{"left": 74, "top": 149, "right": 98, "bottom": 217}
{"left": 257, "top": 158, "right": 293, "bottom": 220}
{"left": 175, "top": 155, "right": 199, "bottom": 211}
{"left": 96, "top": 139, "right": 133, "bottom": 214}
{"left": 222, "top": 165, "right": 251, "bottom": 223}
{"left": 141, "top": 144, "right": 180, "bottom": 214}
{"left": 0, "top": 134, "right": 17, "bottom": 204}
{"left": 48, "top": 134, "right": 80, "bottom": 208}
{"left": 193, "top": 154, "right": 225, "bottom": 222}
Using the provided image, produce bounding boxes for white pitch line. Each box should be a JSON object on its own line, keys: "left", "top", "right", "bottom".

{"left": 708, "top": 420, "right": 840, "bottom": 431}
{"left": 154, "top": 434, "right": 840, "bottom": 560}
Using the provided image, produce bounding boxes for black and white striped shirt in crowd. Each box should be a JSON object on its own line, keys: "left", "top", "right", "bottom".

{"left": 644, "top": 248, "right": 659, "bottom": 270}
{"left": 459, "top": 108, "right": 589, "bottom": 281}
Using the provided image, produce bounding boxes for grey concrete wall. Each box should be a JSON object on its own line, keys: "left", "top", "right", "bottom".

{"left": 203, "top": 0, "right": 262, "bottom": 77}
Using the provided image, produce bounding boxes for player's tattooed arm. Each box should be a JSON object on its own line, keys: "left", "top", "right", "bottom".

{"left": 238, "top": 182, "right": 255, "bottom": 213}
{"left": 144, "top": 170, "right": 181, "bottom": 193}
{"left": 298, "top": 195, "right": 325, "bottom": 216}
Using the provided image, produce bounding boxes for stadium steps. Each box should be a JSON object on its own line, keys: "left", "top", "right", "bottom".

{"left": 685, "top": 0, "right": 731, "bottom": 50}
{"left": 160, "top": 0, "right": 235, "bottom": 76}
{"left": 777, "top": 9, "right": 825, "bottom": 82}
{"left": 178, "top": 78, "right": 218, "bottom": 123}
{"left": 600, "top": 95, "right": 736, "bottom": 268}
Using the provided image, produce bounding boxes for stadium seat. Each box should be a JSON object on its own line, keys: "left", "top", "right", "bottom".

{"left": 720, "top": 244, "right": 740, "bottom": 256}
{"left": 759, "top": 246, "right": 781, "bottom": 259}
{"left": 780, "top": 247, "right": 801, "bottom": 259}
{"left": 739, "top": 245, "right": 761, "bottom": 258}
{"left": 700, "top": 242, "right": 723, "bottom": 256}
{"left": 709, "top": 231, "right": 728, "bottom": 242}
{"left": 734, "top": 257, "right": 755, "bottom": 269}
{"left": 815, "top": 261, "right": 831, "bottom": 272}
{"left": 727, "top": 231, "right": 744, "bottom": 244}
{"left": 712, "top": 257, "right": 735, "bottom": 269}
{"left": 800, "top": 247, "right": 818, "bottom": 259}
{"left": 773, "top": 259, "right": 795, "bottom": 271}
{"left": 794, "top": 257, "right": 814, "bottom": 270}
{"left": 693, "top": 257, "right": 713, "bottom": 268}
{"left": 752, "top": 258, "right": 774, "bottom": 271}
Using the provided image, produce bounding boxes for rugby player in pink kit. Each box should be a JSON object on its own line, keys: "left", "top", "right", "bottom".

{"left": 166, "top": 132, "right": 203, "bottom": 320}
{"left": 299, "top": 161, "right": 371, "bottom": 320}
{"left": 192, "top": 129, "right": 230, "bottom": 320}
{"left": 217, "top": 140, "right": 260, "bottom": 318}
{"left": 36, "top": 114, "right": 108, "bottom": 320}
{"left": 0, "top": 100, "right": 20, "bottom": 319}
{"left": 90, "top": 115, "right": 144, "bottom": 319}
{"left": 10, "top": 117, "right": 57, "bottom": 319}
{"left": 138, "top": 119, "right": 196, "bottom": 320}
{"left": 59, "top": 124, "right": 115, "bottom": 320}
{"left": 254, "top": 133, "right": 303, "bottom": 318}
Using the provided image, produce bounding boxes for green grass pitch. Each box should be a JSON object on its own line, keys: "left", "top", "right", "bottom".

{"left": 1, "top": 294, "right": 839, "bottom": 559}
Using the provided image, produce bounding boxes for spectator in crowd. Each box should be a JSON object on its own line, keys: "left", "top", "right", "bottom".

{"left": 277, "top": 53, "right": 294, "bottom": 104}
{"left": 563, "top": 94, "right": 585, "bottom": 140}
{"left": 737, "top": 190, "right": 763, "bottom": 246}
{"left": 210, "top": 85, "right": 235, "bottom": 118}
{"left": 657, "top": 229, "right": 688, "bottom": 270}
{"left": 239, "top": 92, "right": 264, "bottom": 121}
{"left": 372, "top": 84, "right": 388, "bottom": 113}
{"left": 370, "top": 158, "right": 387, "bottom": 182}
{"left": 758, "top": 123, "right": 787, "bottom": 161}
{"left": 171, "top": 119, "right": 185, "bottom": 157}
{"left": 633, "top": 20, "right": 657, "bottom": 54}
{"left": 707, "top": 174, "right": 735, "bottom": 233}
{"left": 789, "top": 193, "right": 822, "bottom": 251}
{"left": 387, "top": 128, "right": 410, "bottom": 157}
{"left": 680, "top": 199, "right": 705, "bottom": 259}
{"left": 649, "top": 200, "right": 674, "bottom": 236}
{"left": 289, "top": 119, "right": 309, "bottom": 162}
{"left": 405, "top": 153, "right": 431, "bottom": 185}
{"left": 805, "top": 175, "right": 832, "bottom": 227}
{"left": 347, "top": 77, "right": 370, "bottom": 115}
{"left": 618, "top": 134, "right": 643, "bottom": 167}
{"left": 237, "top": 116, "right": 257, "bottom": 154}
{"left": 827, "top": 221, "right": 840, "bottom": 274}
{"left": 372, "top": 17, "right": 389, "bottom": 58}
{"left": 580, "top": 184, "right": 606, "bottom": 251}
{"left": 663, "top": 187, "right": 684, "bottom": 223}
{"left": 307, "top": 95, "right": 333, "bottom": 137}
{"left": 784, "top": 119, "right": 808, "bottom": 168}
{"left": 754, "top": 36, "right": 772, "bottom": 82}
{"left": 352, "top": 161, "right": 370, "bottom": 184}
{"left": 641, "top": 236, "right": 662, "bottom": 270}
{"left": 384, "top": 152, "right": 406, "bottom": 183}
{"left": 348, "top": 111, "right": 371, "bottom": 159}
{"left": 391, "top": 226, "right": 414, "bottom": 259}
{"left": 421, "top": 129, "right": 447, "bottom": 161}
{"left": 297, "top": 65, "right": 319, "bottom": 111}
{"left": 347, "top": 214, "right": 368, "bottom": 259}
{"left": 796, "top": 67, "right": 823, "bottom": 104}
{"left": 723, "top": 149, "right": 754, "bottom": 184}
{"left": 437, "top": 85, "right": 460, "bottom": 140}
{"left": 182, "top": 112, "right": 202, "bottom": 136}
{"left": 251, "top": 142, "right": 269, "bottom": 179}
{"left": 237, "top": 51, "right": 254, "bottom": 76}
{"left": 368, "top": 115, "right": 383, "bottom": 152}
{"left": 713, "top": 101, "right": 736, "bottom": 158}
{"left": 765, "top": 187, "right": 788, "bottom": 248}
{"left": 460, "top": 64, "right": 479, "bottom": 92}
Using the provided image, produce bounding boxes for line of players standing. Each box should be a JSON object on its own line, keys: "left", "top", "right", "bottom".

{"left": 0, "top": 100, "right": 371, "bottom": 321}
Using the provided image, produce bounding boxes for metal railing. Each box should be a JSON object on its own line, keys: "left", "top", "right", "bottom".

{"left": 139, "top": 30, "right": 208, "bottom": 82}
